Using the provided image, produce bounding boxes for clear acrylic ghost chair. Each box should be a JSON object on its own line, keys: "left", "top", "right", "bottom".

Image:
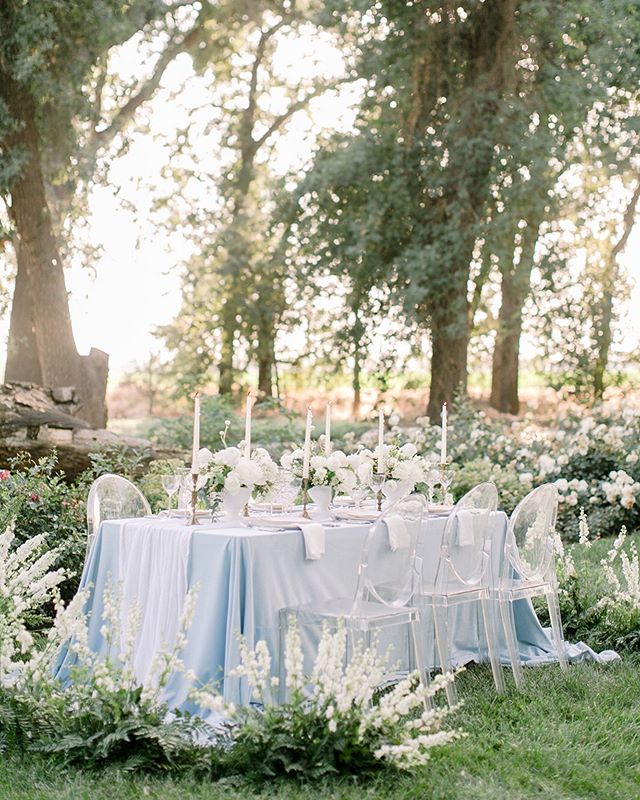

{"left": 419, "top": 482, "right": 504, "bottom": 706}
{"left": 278, "top": 494, "right": 428, "bottom": 705}
{"left": 86, "top": 473, "right": 151, "bottom": 557}
{"left": 498, "top": 483, "right": 567, "bottom": 688}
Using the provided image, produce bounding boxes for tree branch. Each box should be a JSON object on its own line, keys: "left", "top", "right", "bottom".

{"left": 612, "top": 174, "right": 640, "bottom": 258}
{"left": 253, "top": 78, "right": 352, "bottom": 151}
{"left": 88, "top": 10, "right": 207, "bottom": 155}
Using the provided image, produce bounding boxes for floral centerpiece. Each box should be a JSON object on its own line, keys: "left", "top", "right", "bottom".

{"left": 363, "top": 442, "right": 428, "bottom": 498}
{"left": 198, "top": 445, "right": 278, "bottom": 520}
{"left": 280, "top": 441, "right": 361, "bottom": 495}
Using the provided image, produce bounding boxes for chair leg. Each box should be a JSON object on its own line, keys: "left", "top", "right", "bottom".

{"left": 546, "top": 589, "right": 569, "bottom": 672}
{"left": 499, "top": 597, "right": 524, "bottom": 689}
{"left": 409, "top": 617, "right": 432, "bottom": 711}
{"left": 433, "top": 604, "right": 458, "bottom": 707}
{"left": 480, "top": 596, "right": 505, "bottom": 694}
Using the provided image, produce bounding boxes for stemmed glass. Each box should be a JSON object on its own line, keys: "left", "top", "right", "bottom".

{"left": 369, "top": 472, "right": 386, "bottom": 511}
{"left": 439, "top": 468, "right": 454, "bottom": 505}
{"left": 161, "top": 474, "right": 180, "bottom": 515}
{"left": 277, "top": 468, "right": 301, "bottom": 514}
{"left": 351, "top": 482, "right": 367, "bottom": 509}
{"left": 425, "top": 466, "right": 441, "bottom": 505}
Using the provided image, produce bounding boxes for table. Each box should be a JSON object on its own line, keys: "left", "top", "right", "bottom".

{"left": 55, "top": 512, "right": 613, "bottom": 710}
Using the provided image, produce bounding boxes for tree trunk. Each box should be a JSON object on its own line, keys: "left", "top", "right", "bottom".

{"left": 490, "top": 274, "right": 525, "bottom": 414}
{"left": 593, "top": 176, "right": 640, "bottom": 400}
{"left": 490, "top": 221, "right": 541, "bottom": 415}
{"left": 4, "top": 241, "right": 42, "bottom": 384}
{"left": 218, "top": 301, "right": 235, "bottom": 396}
{"left": 1, "top": 74, "right": 108, "bottom": 427}
{"left": 353, "top": 346, "right": 362, "bottom": 420}
{"left": 427, "top": 310, "right": 469, "bottom": 421}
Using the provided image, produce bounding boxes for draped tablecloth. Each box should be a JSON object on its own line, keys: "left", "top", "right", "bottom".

{"left": 55, "top": 512, "right": 615, "bottom": 709}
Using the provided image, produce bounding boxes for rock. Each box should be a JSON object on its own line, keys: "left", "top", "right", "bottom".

{"left": 0, "top": 381, "right": 188, "bottom": 478}
{"left": 51, "top": 386, "right": 76, "bottom": 403}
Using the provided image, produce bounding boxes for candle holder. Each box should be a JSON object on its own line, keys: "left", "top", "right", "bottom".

{"left": 437, "top": 463, "right": 453, "bottom": 505}
{"left": 243, "top": 502, "right": 250, "bottom": 518}
{"left": 187, "top": 472, "right": 200, "bottom": 526}
{"left": 301, "top": 478, "right": 311, "bottom": 519}
{"left": 371, "top": 472, "right": 386, "bottom": 512}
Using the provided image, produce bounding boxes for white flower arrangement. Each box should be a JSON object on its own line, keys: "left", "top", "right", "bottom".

{"left": 280, "top": 441, "right": 362, "bottom": 494}
{"left": 199, "top": 445, "right": 278, "bottom": 499}
{"left": 366, "top": 442, "right": 428, "bottom": 495}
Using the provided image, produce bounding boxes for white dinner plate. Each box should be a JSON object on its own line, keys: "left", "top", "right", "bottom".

{"left": 330, "top": 508, "right": 379, "bottom": 523}
{"left": 244, "top": 515, "right": 310, "bottom": 530}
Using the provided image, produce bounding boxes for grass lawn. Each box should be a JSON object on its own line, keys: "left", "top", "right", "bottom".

{"left": 2, "top": 655, "right": 639, "bottom": 800}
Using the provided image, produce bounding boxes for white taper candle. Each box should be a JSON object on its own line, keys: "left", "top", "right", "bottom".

{"left": 440, "top": 403, "right": 448, "bottom": 464}
{"left": 244, "top": 391, "right": 253, "bottom": 458}
{"left": 325, "top": 403, "right": 332, "bottom": 455}
{"left": 302, "top": 408, "right": 313, "bottom": 480}
{"left": 191, "top": 392, "right": 201, "bottom": 474}
{"left": 377, "top": 409, "right": 384, "bottom": 473}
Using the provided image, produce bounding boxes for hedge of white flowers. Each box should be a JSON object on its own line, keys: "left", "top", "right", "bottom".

{"left": 379, "top": 402, "right": 640, "bottom": 538}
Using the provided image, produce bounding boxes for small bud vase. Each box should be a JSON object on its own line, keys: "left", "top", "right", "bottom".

{"left": 222, "top": 486, "right": 252, "bottom": 525}
{"left": 308, "top": 484, "right": 332, "bottom": 514}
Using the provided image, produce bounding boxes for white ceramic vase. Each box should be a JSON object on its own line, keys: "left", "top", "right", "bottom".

{"left": 222, "top": 486, "right": 252, "bottom": 524}
{"left": 308, "top": 484, "right": 332, "bottom": 514}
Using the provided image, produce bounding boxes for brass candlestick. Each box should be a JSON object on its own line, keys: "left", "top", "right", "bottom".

{"left": 187, "top": 472, "right": 200, "bottom": 526}
{"left": 301, "top": 478, "right": 311, "bottom": 519}
{"left": 373, "top": 472, "right": 385, "bottom": 512}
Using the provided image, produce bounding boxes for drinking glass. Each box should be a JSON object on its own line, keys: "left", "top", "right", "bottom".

{"left": 369, "top": 472, "right": 386, "bottom": 511}
{"left": 439, "top": 469, "right": 454, "bottom": 504}
{"left": 277, "top": 468, "right": 301, "bottom": 514}
{"left": 351, "top": 483, "right": 367, "bottom": 509}
{"left": 425, "top": 467, "right": 441, "bottom": 505}
{"left": 161, "top": 474, "right": 180, "bottom": 514}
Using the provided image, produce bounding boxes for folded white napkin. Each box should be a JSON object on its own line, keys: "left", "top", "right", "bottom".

{"left": 385, "top": 514, "right": 410, "bottom": 551}
{"left": 300, "top": 522, "right": 325, "bottom": 560}
{"left": 457, "top": 510, "right": 475, "bottom": 546}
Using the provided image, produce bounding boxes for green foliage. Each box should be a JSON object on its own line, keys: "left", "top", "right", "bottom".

{"left": 0, "top": 455, "right": 85, "bottom": 605}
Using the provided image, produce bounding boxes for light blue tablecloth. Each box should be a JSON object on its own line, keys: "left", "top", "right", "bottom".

{"left": 55, "top": 512, "right": 615, "bottom": 709}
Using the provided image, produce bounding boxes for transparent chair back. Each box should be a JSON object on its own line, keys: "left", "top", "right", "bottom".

{"left": 352, "top": 493, "right": 427, "bottom": 613}
{"left": 435, "top": 482, "right": 498, "bottom": 592}
{"left": 503, "top": 483, "right": 558, "bottom": 584}
{"left": 86, "top": 473, "right": 151, "bottom": 540}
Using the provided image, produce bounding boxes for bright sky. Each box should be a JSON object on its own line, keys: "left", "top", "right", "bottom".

{"left": 0, "top": 27, "right": 638, "bottom": 381}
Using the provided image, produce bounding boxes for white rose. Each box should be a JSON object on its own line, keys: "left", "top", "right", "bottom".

{"left": 198, "top": 448, "right": 214, "bottom": 468}
{"left": 310, "top": 455, "right": 328, "bottom": 471}
{"left": 236, "top": 458, "right": 263, "bottom": 487}
{"left": 224, "top": 472, "right": 241, "bottom": 494}
{"left": 392, "top": 460, "right": 423, "bottom": 487}
{"left": 554, "top": 478, "right": 568, "bottom": 492}
{"left": 357, "top": 462, "right": 373, "bottom": 483}
{"left": 215, "top": 447, "right": 242, "bottom": 468}
{"left": 538, "top": 454, "right": 555, "bottom": 475}
{"left": 519, "top": 473, "right": 533, "bottom": 484}
{"left": 327, "top": 451, "right": 348, "bottom": 470}
{"left": 398, "top": 442, "right": 418, "bottom": 459}
{"left": 335, "top": 468, "right": 356, "bottom": 493}
{"left": 314, "top": 467, "right": 328, "bottom": 485}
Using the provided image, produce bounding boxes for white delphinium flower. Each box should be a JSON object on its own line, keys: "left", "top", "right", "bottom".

{"left": 229, "top": 637, "right": 273, "bottom": 702}
{"left": 578, "top": 508, "right": 591, "bottom": 548}
{"left": 0, "top": 525, "right": 65, "bottom": 686}
{"left": 284, "top": 621, "right": 304, "bottom": 693}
